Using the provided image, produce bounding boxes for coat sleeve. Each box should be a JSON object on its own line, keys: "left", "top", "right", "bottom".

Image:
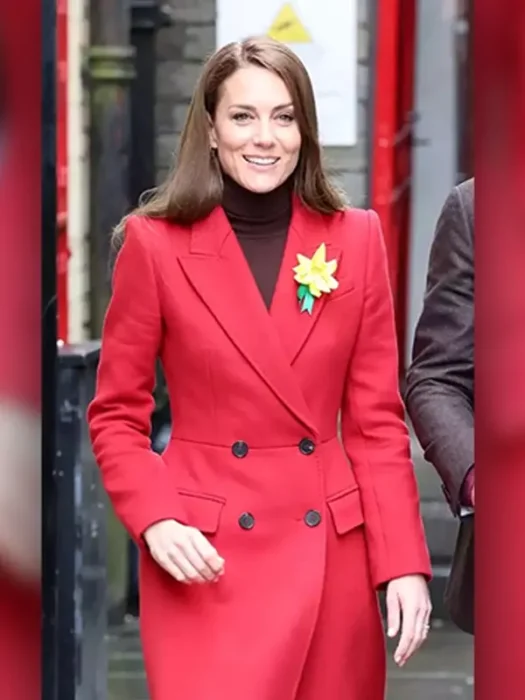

{"left": 87, "top": 217, "right": 187, "bottom": 544}
{"left": 404, "top": 184, "right": 474, "bottom": 515}
{"left": 341, "top": 210, "right": 431, "bottom": 589}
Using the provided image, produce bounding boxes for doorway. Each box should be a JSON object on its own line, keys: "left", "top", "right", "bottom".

{"left": 405, "top": 0, "right": 470, "bottom": 366}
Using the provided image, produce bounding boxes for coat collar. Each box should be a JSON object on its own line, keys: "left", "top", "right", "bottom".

{"left": 178, "top": 197, "right": 341, "bottom": 434}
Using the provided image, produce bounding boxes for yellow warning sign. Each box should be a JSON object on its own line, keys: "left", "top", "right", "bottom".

{"left": 267, "top": 3, "right": 312, "bottom": 44}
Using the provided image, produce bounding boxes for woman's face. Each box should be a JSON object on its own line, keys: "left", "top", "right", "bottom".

{"left": 209, "top": 66, "right": 301, "bottom": 193}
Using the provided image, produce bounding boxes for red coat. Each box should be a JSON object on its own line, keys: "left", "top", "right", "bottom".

{"left": 88, "top": 201, "right": 431, "bottom": 700}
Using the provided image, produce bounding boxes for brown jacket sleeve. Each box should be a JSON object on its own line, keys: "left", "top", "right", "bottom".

{"left": 404, "top": 179, "right": 474, "bottom": 515}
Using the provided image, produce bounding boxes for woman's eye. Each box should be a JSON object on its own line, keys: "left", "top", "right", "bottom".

{"left": 278, "top": 113, "right": 295, "bottom": 123}
{"left": 232, "top": 112, "right": 251, "bottom": 122}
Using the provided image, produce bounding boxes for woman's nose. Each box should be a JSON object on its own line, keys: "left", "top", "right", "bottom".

{"left": 252, "top": 120, "right": 275, "bottom": 147}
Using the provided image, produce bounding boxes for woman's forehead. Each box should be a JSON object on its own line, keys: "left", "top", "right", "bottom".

{"left": 218, "top": 67, "right": 292, "bottom": 107}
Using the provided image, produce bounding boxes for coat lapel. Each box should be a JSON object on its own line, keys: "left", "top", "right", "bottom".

{"left": 270, "top": 199, "right": 341, "bottom": 365}
{"left": 178, "top": 206, "right": 317, "bottom": 435}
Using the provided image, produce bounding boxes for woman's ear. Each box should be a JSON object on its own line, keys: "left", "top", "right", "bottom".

{"left": 207, "top": 112, "right": 218, "bottom": 150}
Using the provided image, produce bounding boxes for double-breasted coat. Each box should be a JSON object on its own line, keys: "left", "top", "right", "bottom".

{"left": 88, "top": 199, "right": 431, "bottom": 700}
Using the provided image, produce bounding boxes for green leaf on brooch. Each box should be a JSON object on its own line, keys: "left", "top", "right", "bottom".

{"left": 299, "top": 287, "right": 315, "bottom": 314}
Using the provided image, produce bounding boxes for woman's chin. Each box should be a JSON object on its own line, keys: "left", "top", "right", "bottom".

{"left": 237, "top": 171, "right": 288, "bottom": 194}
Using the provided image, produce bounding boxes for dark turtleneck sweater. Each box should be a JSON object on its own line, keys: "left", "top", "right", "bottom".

{"left": 221, "top": 174, "right": 292, "bottom": 309}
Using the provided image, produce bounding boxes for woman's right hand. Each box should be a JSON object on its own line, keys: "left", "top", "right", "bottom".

{"left": 143, "top": 519, "right": 225, "bottom": 584}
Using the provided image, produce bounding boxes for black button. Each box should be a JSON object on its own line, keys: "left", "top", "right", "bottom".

{"left": 239, "top": 512, "right": 255, "bottom": 530}
{"left": 304, "top": 510, "right": 322, "bottom": 527}
{"left": 299, "top": 438, "right": 315, "bottom": 455}
{"left": 232, "top": 441, "right": 249, "bottom": 458}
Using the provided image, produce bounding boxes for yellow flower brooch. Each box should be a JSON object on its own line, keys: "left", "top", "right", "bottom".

{"left": 293, "top": 243, "right": 339, "bottom": 314}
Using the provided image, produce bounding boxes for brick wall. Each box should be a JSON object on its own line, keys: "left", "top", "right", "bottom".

{"left": 155, "top": 0, "right": 373, "bottom": 207}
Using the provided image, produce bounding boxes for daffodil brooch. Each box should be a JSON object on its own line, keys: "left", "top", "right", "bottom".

{"left": 293, "top": 243, "right": 339, "bottom": 314}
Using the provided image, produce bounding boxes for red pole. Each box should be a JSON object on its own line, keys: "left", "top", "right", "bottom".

{"left": 370, "top": 0, "right": 400, "bottom": 284}
{"left": 370, "top": 0, "right": 416, "bottom": 374}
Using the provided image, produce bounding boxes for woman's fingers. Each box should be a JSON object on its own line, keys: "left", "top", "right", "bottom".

{"left": 145, "top": 519, "right": 225, "bottom": 584}
{"left": 155, "top": 551, "right": 189, "bottom": 583}
{"left": 386, "top": 575, "right": 432, "bottom": 666}
{"left": 191, "top": 529, "right": 225, "bottom": 574}
{"left": 386, "top": 587, "right": 401, "bottom": 639}
{"left": 173, "top": 532, "right": 220, "bottom": 582}
{"left": 393, "top": 602, "right": 417, "bottom": 666}
{"left": 397, "top": 605, "right": 429, "bottom": 666}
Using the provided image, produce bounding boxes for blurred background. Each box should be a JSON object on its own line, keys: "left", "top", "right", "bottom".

{"left": 47, "top": 0, "right": 473, "bottom": 698}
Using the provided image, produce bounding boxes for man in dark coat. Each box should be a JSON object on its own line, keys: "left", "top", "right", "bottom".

{"left": 405, "top": 178, "right": 474, "bottom": 634}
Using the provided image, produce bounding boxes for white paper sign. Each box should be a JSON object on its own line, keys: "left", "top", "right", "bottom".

{"left": 216, "top": 0, "right": 358, "bottom": 146}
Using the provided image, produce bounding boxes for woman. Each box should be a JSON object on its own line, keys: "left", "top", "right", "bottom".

{"left": 88, "top": 36, "right": 432, "bottom": 700}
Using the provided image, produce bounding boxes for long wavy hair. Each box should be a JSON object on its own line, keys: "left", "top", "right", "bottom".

{"left": 113, "top": 36, "right": 347, "bottom": 247}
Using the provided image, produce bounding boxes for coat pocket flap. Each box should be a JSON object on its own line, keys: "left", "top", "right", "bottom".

{"left": 178, "top": 490, "right": 226, "bottom": 534}
{"left": 327, "top": 487, "right": 364, "bottom": 535}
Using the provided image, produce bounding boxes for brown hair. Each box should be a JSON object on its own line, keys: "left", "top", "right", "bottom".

{"left": 113, "top": 36, "right": 347, "bottom": 245}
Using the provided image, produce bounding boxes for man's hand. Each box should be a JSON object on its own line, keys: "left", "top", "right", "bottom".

{"left": 461, "top": 467, "right": 475, "bottom": 508}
